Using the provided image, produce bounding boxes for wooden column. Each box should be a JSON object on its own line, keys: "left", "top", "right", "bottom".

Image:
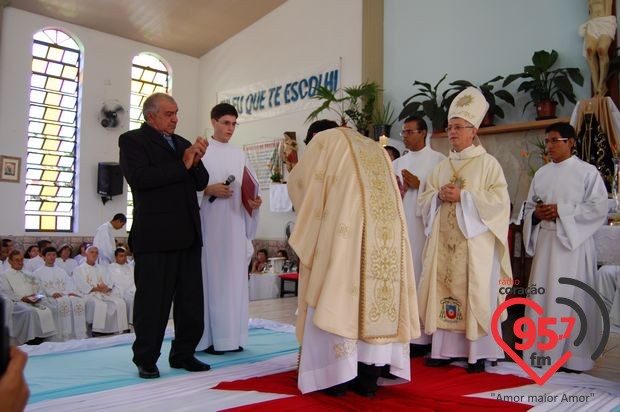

{"left": 362, "top": 0, "right": 384, "bottom": 105}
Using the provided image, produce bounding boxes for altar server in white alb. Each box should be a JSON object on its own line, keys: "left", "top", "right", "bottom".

{"left": 288, "top": 124, "right": 420, "bottom": 397}
{"left": 392, "top": 115, "right": 446, "bottom": 357}
{"left": 523, "top": 122, "right": 608, "bottom": 372}
{"left": 93, "top": 213, "right": 126, "bottom": 265}
{"left": 197, "top": 103, "right": 262, "bottom": 354}
{"left": 0, "top": 250, "right": 56, "bottom": 344}
{"left": 417, "top": 87, "right": 512, "bottom": 373}
{"left": 74, "top": 246, "right": 128, "bottom": 334}
{"left": 107, "top": 247, "right": 136, "bottom": 324}
{"left": 35, "top": 246, "right": 88, "bottom": 341}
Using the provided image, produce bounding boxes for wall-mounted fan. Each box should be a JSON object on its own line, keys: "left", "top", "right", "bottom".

{"left": 98, "top": 99, "right": 126, "bottom": 129}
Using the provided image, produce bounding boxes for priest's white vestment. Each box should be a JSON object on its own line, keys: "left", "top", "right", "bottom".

{"left": 197, "top": 138, "right": 260, "bottom": 351}
{"left": 418, "top": 145, "right": 512, "bottom": 363}
{"left": 93, "top": 222, "right": 116, "bottom": 265}
{"left": 74, "top": 262, "right": 128, "bottom": 334}
{"left": 393, "top": 146, "right": 445, "bottom": 345}
{"left": 523, "top": 156, "right": 608, "bottom": 371}
{"left": 35, "top": 265, "right": 88, "bottom": 340}
{"left": 0, "top": 268, "right": 56, "bottom": 344}
{"left": 107, "top": 262, "right": 136, "bottom": 323}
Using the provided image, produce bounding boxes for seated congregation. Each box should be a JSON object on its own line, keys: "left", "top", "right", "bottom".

{"left": 0, "top": 238, "right": 135, "bottom": 345}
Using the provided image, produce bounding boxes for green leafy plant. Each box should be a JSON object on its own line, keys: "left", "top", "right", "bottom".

{"left": 503, "top": 49, "right": 584, "bottom": 112}
{"left": 373, "top": 101, "right": 396, "bottom": 126}
{"left": 306, "top": 82, "right": 379, "bottom": 135}
{"left": 443, "top": 76, "right": 515, "bottom": 124}
{"left": 520, "top": 136, "right": 550, "bottom": 176}
{"left": 399, "top": 74, "right": 449, "bottom": 131}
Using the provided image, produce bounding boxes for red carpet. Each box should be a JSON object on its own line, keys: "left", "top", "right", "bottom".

{"left": 216, "top": 358, "right": 534, "bottom": 411}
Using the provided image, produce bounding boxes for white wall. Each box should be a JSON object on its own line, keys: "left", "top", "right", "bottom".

{"left": 198, "top": 0, "right": 363, "bottom": 239}
{"left": 384, "top": 0, "right": 591, "bottom": 132}
{"left": 0, "top": 7, "right": 200, "bottom": 237}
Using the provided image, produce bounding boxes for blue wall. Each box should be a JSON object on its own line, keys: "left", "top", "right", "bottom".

{"left": 384, "top": 0, "right": 593, "bottom": 129}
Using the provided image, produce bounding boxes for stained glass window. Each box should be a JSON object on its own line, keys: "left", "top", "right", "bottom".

{"left": 26, "top": 29, "right": 80, "bottom": 231}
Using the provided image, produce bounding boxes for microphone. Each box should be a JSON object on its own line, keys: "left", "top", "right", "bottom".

{"left": 209, "top": 175, "right": 235, "bottom": 203}
{"left": 532, "top": 195, "right": 543, "bottom": 205}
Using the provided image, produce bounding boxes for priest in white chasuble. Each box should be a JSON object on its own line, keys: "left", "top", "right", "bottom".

{"left": 107, "top": 247, "right": 136, "bottom": 324}
{"left": 522, "top": 122, "right": 608, "bottom": 372}
{"left": 288, "top": 125, "right": 420, "bottom": 397}
{"left": 417, "top": 87, "right": 512, "bottom": 373}
{"left": 74, "top": 246, "right": 128, "bottom": 334}
{"left": 0, "top": 250, "right": 56, "bottom": 344}
{"left": 197, "top": 103, "right": 262, "bottom": 354}
{"left": 34, "top": 246, "right": 88, "bottom": 341}
{"left": 392, "top": 115, "right": 446, "bottom": 355}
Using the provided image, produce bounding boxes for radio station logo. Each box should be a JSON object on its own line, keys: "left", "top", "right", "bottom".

{"left": 492, "top": 277, "right": 611, "bottom": 385}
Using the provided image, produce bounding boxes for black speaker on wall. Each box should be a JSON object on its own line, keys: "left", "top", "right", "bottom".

{"left": 97, "top": 162, "right": 123, "bottom": 204}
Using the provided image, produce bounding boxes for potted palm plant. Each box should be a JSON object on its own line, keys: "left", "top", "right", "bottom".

{"left": 443, "top": 76, "right": 515, "bottom": 127}
{"left": 306, "top": 82, "right": 379, "bottom": 136}
{"left": 371, "top": 101, "right": 396, "bottom": 140}
{"left": 503, "top": 49, "right": 584, "bottom": 119}
{"left": 399, "top": 74, "right": 449, "bottom": 132}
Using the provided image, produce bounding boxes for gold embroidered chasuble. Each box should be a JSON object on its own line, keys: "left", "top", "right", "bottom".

{"left": 288, "top": 128, "right": 420, "bottom": 344}
{"left": 417, "top": 145, "right": 512, "bottom": 340}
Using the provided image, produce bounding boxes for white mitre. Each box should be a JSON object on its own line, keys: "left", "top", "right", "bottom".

{"left": 448, "top": 87, "right": 489, "bottom": 128}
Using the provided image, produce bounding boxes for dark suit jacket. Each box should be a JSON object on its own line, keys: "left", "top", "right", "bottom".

{"left": 118, "top": 123, "right": 209, "bottom": 253}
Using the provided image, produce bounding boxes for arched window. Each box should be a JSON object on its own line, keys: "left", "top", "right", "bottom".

{"left": 25, "top": 29, "right": 81, "bottom": 232}
{"left": 126, "top": 53, "right": 170, "bottom": 229}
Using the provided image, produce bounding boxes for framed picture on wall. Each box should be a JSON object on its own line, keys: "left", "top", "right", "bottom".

{"left": 0, "top": 156, "right": 21, "bottom": 183}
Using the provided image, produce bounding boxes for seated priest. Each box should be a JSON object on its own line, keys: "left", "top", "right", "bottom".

{"left": 0, "top": 250, "right": 57, "bottom": 344}
{"left": 107, "top": 247, "right": 136, "bottom": 324}
{"left": 34, "top": 246, "right": 88, "bottom": 341}
{"left": 74, "top": 246, "right": 128, "bottom": 335}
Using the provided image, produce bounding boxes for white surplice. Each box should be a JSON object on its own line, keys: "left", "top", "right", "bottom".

{"left": 197, "top": 139, "right": 260, "bottom": 351}
{"left": 56, "top": 257, "right": 78, "bottom": 276}
{"left": 34, "top": 265, "right": 88, "bottom": 341}
{"left": 596, "top": 265, "right": 620, "bottom": 329}
{"left": 392, "top": 146, "right": 445, "bottom": 345}
{"left": 24, "top": 255, "right": 44, "bottom": 273}
{"left": 523, "top": 156, "right": 608, "bottom": 371}
{"left": 107, "top": 262, "right": 135, "bottom": 324}
{"left": 74, "top": 262, "right": 128, "bottom": 334}
{"left": 0, "top": 268, "right": 56, "bottom": 344}
{"left": 93, "top": 222, "right": 116, "bottom": 265}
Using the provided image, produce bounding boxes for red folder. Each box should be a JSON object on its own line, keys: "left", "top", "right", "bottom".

{"left": 241, "top": 166, "right": 258, "bottom": 216}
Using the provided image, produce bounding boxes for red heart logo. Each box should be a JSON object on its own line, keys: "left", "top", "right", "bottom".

{"left": 491, "top": 297, "right": 572, "bottom": 385}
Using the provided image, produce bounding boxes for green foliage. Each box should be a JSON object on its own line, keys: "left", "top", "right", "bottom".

{"left": 373, "top": 101, "right": 396, "bottom": 126}
{"left": 503, "top": 50, "right": 584, "bottom": 113}
{"left": 443, "top": 76, "right": 515, "bottom": 120}
{"left": 399, "top": 74, "right": 449, "bottom": 131}
{"left": 305, "top": 82, "right": 380, "bottom": 134}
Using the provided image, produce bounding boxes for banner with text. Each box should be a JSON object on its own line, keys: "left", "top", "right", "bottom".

{"left": 217, "top": 62, "right": 340, "bottom": 123}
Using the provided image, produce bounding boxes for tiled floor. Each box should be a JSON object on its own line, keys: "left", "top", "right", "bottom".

{"left": 249, "top": 296, "right": 619, "bottom": 382}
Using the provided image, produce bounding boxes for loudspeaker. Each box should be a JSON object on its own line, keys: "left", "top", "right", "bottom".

{"left": 97, "top": 162, "right": 123, "bottom": 197}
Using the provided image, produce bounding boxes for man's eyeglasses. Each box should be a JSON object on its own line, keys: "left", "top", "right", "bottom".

{"left": 399, "top": 129, "right": 423, "bottom": 137}
{"left": 446, "top": 125, "right": 474, "bottom": 132}
{"left": 217, "top": 120, "right": 239, "bottom": 127}
{"left": 544, "top": 137, "right": 569, "bottom": 145}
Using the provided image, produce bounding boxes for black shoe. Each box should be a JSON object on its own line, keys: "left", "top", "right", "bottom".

{"left": 410, "top": 343, "right": 432, "bottom": 358}
{"left": 230, "top": 346, "right": 244, "bottom": 352}
{"left": 137, "top": 364, "right": 160, "bottom": 379}
{"left": 170, "top": 357, "right": 211, "bottom": 372}
{"left": 379, "top": 364, "right": 398, "bottom": 380}
{"left": 204, "top": 345, "right": 226, "bottom": 355}
{"left": 322, "top": 382, "right": 348, "bottom": 397}
{"left": 350, "top": 362, "right": 380, "bottom": 398}
{"left": 467, "top": 359, "right": 485, "bottom": 374}
{"left": 425, "top": 358, "right": 453, "bottom": 367}
{"left": 558, "top": 367, "right": 582, "bottom": 374}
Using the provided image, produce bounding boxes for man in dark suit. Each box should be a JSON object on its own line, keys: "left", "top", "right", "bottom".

{"left": 119, "top": 92, "right": 210, "bottom": 379}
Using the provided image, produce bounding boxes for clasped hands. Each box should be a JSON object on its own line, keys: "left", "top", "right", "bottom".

{"left": 401, "top": 169, "right": 420, "bottom": 190}
{"left": 438, "top": 183, "right": 460, "bottom": 202}
{"left": 183, "top": 137, "right": 209, "bottom": 169}
{"left": 534, "top": 203, "right": 559, "bottom": 221}
{"left": 92, "top": 282, "right": 112, "bottom": 294}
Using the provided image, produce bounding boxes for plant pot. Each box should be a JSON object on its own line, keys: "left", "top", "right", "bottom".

{"left": 480, "top": 112, "right": 495, "bottom": 127}
{"left": 371, "top": 124, "right": 391, "bottom": 141}
{"left": 535, "top": 100, "right": 557, "bottom": 120}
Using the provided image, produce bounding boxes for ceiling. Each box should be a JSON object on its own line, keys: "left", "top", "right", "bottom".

{"left": 8, "top": 0, "right": 287, "bottom": 57}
